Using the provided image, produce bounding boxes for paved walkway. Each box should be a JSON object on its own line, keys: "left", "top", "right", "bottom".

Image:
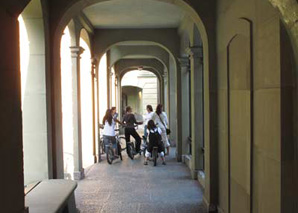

{"left": 75, "top": 148, "right": 207, "bottom": 213}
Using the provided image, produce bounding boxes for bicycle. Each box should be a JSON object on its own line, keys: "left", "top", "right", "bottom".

{"left": 116, "top": 128, "right": 135, "bottom": 160}
{"left": 152, "top": 146, "right": 159, "bottom": 166}
{"left": 140, "top": 135, "right": 148, "bottom": 157}
{"left": 100, "top": 136, "right": 105, "bottom": 154}
{"left": 123, "top": 124, "right": 143, "bottom": 160}
{"left": 105, "top": 128, "right": 135, "bottom": 164}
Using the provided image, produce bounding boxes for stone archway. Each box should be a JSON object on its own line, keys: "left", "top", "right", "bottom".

{"left": 20, "top": 0, "right": 51, "bottom": 185}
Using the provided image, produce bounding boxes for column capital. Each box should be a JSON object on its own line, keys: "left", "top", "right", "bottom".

{"left": 185, "top": 46, "right": 203, "bottom": 59}
{"left": 91, "top": 57, "right": 98, "bottom": 67}
{"left": 178, "top": 57, "right": 190, "bottom": 68}
{"left": 162, "top": 71, "right": 168, "bottom": 78}
{"left": 162, "top": 72, "right": 168, "bottom": 83}
{"left": 70, "top": 46, "right": 85, "bottom": 58}
{"left": 115, "top": 77, "right": 118, "bottom": 87}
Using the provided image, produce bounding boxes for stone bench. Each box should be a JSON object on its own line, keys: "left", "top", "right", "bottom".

{"left": 25, "top": 179, "right": 77, "bottom": 213}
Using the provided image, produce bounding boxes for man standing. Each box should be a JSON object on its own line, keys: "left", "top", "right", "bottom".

{"left": 122, "top": 106, "right": 143, "bottom": 154}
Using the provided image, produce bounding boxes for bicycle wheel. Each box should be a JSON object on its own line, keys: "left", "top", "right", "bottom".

{"left": 106, "top": 147, "right": 114, "bottom": 164}
{"left": 117, "top": 142, "right": 123, "bottom": 161}
{"left": 101, "top": 139, "right": 105, "bottom": 154}
{"left": 153, "top": 148, "right": 158, "bottom": 166}
{"left": 118, "top": 136, "right": 127, "bottom": 152}
{"left": 127, "top": 143, "right": 135, "bottom": 160}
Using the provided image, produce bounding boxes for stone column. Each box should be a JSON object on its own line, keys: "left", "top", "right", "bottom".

{"left": 115, "top": 75, "right": 121, "bottom": 115}
{"left": 163, "top": 72, "right": 169, "bottom": 115}
{"left": 91, "top": 59, "right": 97, "bottom": 163}
{"left": 118, "top": 75, "right": 123, "bottom": 118}
{"left": 0, "top": 11, "right": 25, "bottom": 213}
{"left": 175, "top": 59, "right": 183, "bottom": 162}
{"left": 70, "top": 46, "right": 85, "bottom": 180}
{"left": 178, "top": 57, "right": 190, "bottom": 161}
{"left": 168, "top": 57, "right": 177, "bottom": 144}
{"left": 186, "top": 46, "right": 204, "bottom": 179}
{"left": 159, "top": 77, "right": 164, "bottom": 107}
{"left": 93, "top": 58, "right": 101, "bottom": 162}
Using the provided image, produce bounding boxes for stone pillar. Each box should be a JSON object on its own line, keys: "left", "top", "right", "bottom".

{"left": 178, "top": 57, "right": 190, "bottom": 161}
{"left": 168, "top": 57, "right": 178, "bottom": 144}
{"left": 163, "top": 72, "right": 169, "bottom": 115}
{"left": 70, "top": 46, "right": 85, "bottom": 180}
{"left": 91, "top": 59, "right": 97, "bottom": 163}
{"left": 115, "top": 75, "right": 121, "bottom": 115}
{"left": 175, "top": 60, "right": 183, "bottom": 162}
{"left": 0, "top": 10, "right": 25, "bottom": 213}
{"left": 159, "top": 77, "right": 164, "bottom": 107}
{"left": 93, "top": 58, "right": 101, "bottom": 162}
{"left": 187, "top": 46, "right": 204, "bottom": 179}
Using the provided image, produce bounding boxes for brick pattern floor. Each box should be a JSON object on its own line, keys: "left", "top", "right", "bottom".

{"left": 75, "top": 148, "right": 207, "bottom": 213}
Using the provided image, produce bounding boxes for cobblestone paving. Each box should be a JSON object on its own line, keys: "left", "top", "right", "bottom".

{"left": 75, "top": 148, "right": 207, "bottom": 213}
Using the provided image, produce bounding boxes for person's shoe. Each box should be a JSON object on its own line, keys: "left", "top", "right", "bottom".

{"left": 162, "top": 161, "right": 166, "bottom": 165}
{"left": 144, "top": 161, "right": 148, "bottom": 165}
{"left": 114, "top": 155, "right": 119, "bottom": 159}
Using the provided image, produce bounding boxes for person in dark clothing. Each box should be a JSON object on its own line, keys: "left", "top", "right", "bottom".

{"left": 144, "top": 120, "right": 166, "bottom": 165}
{"left": 122, "top": 106, "right": 143, "bottom": 154}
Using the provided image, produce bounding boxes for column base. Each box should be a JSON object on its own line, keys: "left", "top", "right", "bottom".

{"left": 24, "top": 207, "right": 29, "bottom": 213}
{"left": 208, "top": 204, "right": 218, "bottom": 213}
{"left": 203, "top": 197, "right": 218, "bottom": 213}
{"left": 175, "top": 151, "right": 182, "bottom": 162}
{"left": 73, "top": 169, "right": 85, "bottom": 180}
{"left": 191, "top": 168, "right": 198, "bottom": 180}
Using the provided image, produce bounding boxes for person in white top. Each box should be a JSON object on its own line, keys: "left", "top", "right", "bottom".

{"left": 152, "top": 104, "right": 170, "bottom": 155}
{"left": 102, "top": 109, "right": 122, "bottom": 157}
{"left": 143, "top": 105, "right": 154, "bottom": 140}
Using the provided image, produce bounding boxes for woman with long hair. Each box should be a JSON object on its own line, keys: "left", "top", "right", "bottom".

{"left": 152, "top": 104, "right": 170, "bottom": 155}
{"left": 102, "top": 109, "right": 118, "bottom": 157}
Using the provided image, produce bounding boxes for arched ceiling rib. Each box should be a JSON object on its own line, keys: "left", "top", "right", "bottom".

{"left": 114, "top": 58, "right": 165, "bottom": 82}
{"left": 109, "top": 45, "right": 169, "bottom": 68}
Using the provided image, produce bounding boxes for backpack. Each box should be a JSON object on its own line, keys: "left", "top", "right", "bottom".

{"left": 148, "top": 129, "right": 163, "bottom": 152}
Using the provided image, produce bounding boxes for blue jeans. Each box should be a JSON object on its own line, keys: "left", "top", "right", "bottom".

{"left": 144, "top": 125, "right": 148, "bottom": 138}
{"left": 103, "top": 135, "right": 116, "bottom": 153}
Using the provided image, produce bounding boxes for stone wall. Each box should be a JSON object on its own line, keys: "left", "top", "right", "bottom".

{"left": 216, "top": 0, "right": 298, "bottom": 212}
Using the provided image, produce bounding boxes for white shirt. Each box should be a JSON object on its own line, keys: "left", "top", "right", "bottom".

{"left": 152, "top": 112, "right": 168, "bottom": 129}
{"left": 149, "top": 127, "right": 162, "bottom": 134}
{"left": 103, "top": 120, "right": 116, "bottom": 136}
{"left": 144, "top": 111, "right": 154, "bottom": 125}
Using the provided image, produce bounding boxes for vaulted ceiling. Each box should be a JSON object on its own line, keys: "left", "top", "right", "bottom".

{"left": 83, "top": 0, "right": 185, "bottom": 29}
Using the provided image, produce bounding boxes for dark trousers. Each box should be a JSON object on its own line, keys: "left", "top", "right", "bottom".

{"left": 125, "top": 128, "right": 141, "bottom": 153}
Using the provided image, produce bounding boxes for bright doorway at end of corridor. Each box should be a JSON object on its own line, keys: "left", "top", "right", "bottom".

{"left": 121, "top": 70, "right": 159, "bottom": 126}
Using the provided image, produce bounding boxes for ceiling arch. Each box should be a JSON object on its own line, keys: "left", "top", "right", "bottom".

{"left": 109, "top": 45, "right": 169, "bottom": 69}
{"left": 114, "top": 58, "right": 165, "bottom": 79}
{"left": 119, "top": 67, "right": 163, "bottom": 87}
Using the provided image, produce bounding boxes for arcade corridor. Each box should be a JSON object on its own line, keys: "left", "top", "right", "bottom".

{"left": 1, "top": 0, "right": 298, "bottom": 213}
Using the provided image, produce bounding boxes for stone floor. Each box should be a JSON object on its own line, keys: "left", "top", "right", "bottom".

{"left": 75, "top": 148, "right": 207, "bottom": 213}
